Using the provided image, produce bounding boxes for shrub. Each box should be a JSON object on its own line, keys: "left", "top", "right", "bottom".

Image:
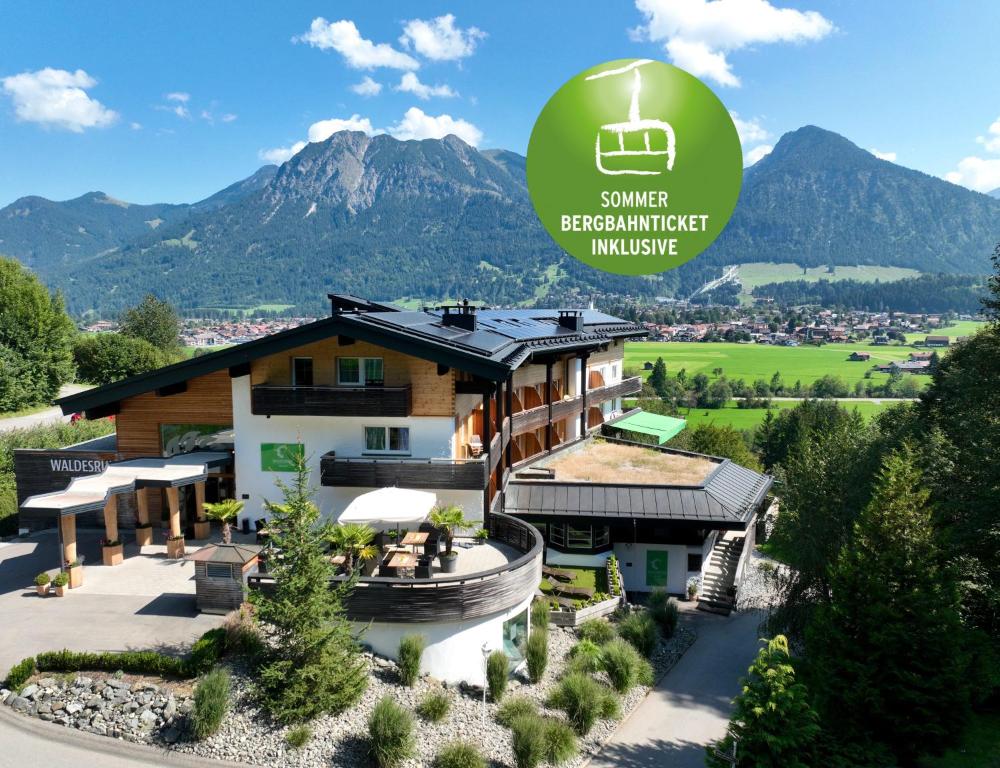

{"left": 486, "top": 649, "right": 508, "bottom": 701}
{"left": 433, "top": 740, "right": 486, "bottom": 768}
{"left": 35, "top": 648, "right": 186, "bottom": 678}
{"left": 191, "top": 667, "right": 230, "bottom": 740}
{"left": 368, "top": 697, "right": 415, "bottom": 768}
{"left": 416, "top": 690, "right": 451, "bottom": 723}
{"left": 525, "top": 631, "right": 547, "bottom": 684}
{"left": 52, "top": 572, "right": 69, "bottom": 588}
{"left": 601, "top": 638, "right": 654, "bottom": 693}
{"left": 495, "top": 695, "right": 538, "bottom": 727}
{"left": 541, "top": 717, "right": 578, "bottom": 765}
{"left": 34, "top": 572, "right": 51, "bottom": 587}
{"left": 547, "top": 673, "right": 621, "bottom": 735}
{"left": 4, "top": 657, "right": 35, "bottom": 691}
{"left": 185, "top": 627, "right": 227, "bottom": 676}
{"left": 618, "top": 611, "right": 658, "bottom": 657}
{"left": 510, "top": 714, "right": 547, "bottom": 768}
{"left": 648, "top": 589, "right": 679, "bottom": 638}
{"left": 567, "top": 639, "right": 604, "bottom": 674}
{"left": 530, "top": 599, "right": 550, "bottom": 631}
{"left": 284, "top": 725, "right": 312, "bottom": 749}
{"left": 398, "top": 634, "right": 425, "bottom": 687}
{"left": 222, "top": 605, "right": 264, "bottom": 658}
{"left": 577, "top": 618, "right": 616, "bottom": 645}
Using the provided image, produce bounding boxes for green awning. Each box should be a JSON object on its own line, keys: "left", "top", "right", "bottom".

{"left": 609, "top": 411, "right": 687, "bottom": 444}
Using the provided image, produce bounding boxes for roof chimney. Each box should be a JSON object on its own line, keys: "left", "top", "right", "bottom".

{"left": 441, "top": 299, "right": 477, "bottom": 331}
{"left": 558, "top": 310, "right": 584, "bottom": 332}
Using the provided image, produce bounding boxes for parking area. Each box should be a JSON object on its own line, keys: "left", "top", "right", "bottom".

{"left": 0, "top": 528, "right": 223, "bottom": 678}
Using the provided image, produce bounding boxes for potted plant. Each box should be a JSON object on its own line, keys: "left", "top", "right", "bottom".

{"left": 65, "top": 558, "right": 83, "bottom": 589}
{"left": 203, "top": 498, "right": 244, "bottom": 544}
{"left": 34, "top": 571, "right": 51, "bottom": 596}
{"left": 102, "top": 538, "right": 124, "bottom": 566}
{"left": 135, "top": 522, "right": 153, "bottom": 547}
{"left": 327, "top": 523, "right": 378, "bottom": 575}
{"left": 52, "top": 571, "right": 69, "bottom": 597}
{"left": 429, "top": 505, "right": 472, "bottom": 574}
{"left": 687, "top": 576, "right": 700, "bottom": 602}
{"left": 474, "top": 528, "right": 489, "bottom": 546}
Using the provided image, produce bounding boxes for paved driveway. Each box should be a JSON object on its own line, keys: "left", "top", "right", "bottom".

{"left": 0, "top": 528, "right": 222, "bottom": 678}
{"left": 0, "top": 384, "right": 91, "bottom": 434}
{"left": 587, "top": 609, "right": 764, "bottom": 768}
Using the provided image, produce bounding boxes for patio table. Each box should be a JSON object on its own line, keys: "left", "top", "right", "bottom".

{"left": 399, "top": 531, "right": 429, "bottom": 553}
{"left": 387, "top": 552, "right": 419, "bottom": 569}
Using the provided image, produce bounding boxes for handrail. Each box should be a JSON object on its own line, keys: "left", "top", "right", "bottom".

{"left": 252, "top": 383, "right": 411, "bottom": 393}
{"left": 321, "top": 452, "right": 486, "bottom": 466}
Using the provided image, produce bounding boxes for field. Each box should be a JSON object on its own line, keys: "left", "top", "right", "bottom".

{"left": 625, "top": 341, "right": 917, "bottom": 389}
{"left": 677, "top": 400, "right": 899, "bottom": 431}
{"left": 904, "top": 320, "right": 986, "bottom": 344}
{"left": 735, "top": 262, "right": 921, "bottom": 292}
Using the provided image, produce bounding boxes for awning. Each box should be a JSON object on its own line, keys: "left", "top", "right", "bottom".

{"left": 336, "top": 487, "right": 437, "bottom": 528}
{"left": 20, "top": 451, "right": 232, "bottom": 516}
{"left": 606, "top": 411, "right": 686, "bottom": 444}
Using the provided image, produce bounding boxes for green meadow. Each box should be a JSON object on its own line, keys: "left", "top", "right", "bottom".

{"left": 677, "top": 400, "right": 899, "bottom": 431}
{"left": 735, "top": 262, "right": 922, "bottom": 292}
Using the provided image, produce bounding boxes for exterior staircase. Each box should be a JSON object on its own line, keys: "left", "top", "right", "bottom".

{"left": 696, "top": 531, "right": 745, "bottom": 616}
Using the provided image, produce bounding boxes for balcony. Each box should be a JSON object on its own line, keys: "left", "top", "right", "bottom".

{"left": 320, "top": 451, "right": 489, "bottom": 490}
{"left": 251, "top": 384, "right": 412, "bottom": 418}
{"left": 510, "top": 376, "right": 641, "bottom": 436}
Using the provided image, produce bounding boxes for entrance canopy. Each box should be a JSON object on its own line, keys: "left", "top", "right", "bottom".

{"left": 606, "top": 411, "right": 686, "bottom": 445}
{"left": 336, "top": 487, "right": 437, "bottom": 528}
{"left": 20, "top": 452, "right": 232, "bottom": 517}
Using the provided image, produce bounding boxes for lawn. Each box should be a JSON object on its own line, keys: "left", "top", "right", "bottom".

{"left": 676, "top": 400, "right": 900, "bottom": 431}
{"left": 920, "top": 708, "right": 1000, "bottom": 768}
{"left": 538, "top": 565, "right": 608, "bottom": 595}
{"left": 904, "top": 320, "right": 986, "bottom": 344}
{"left": 735, "top": 262, "right": 921, "bottom": 292}
{"left": 626, "top": 341, "right": 919, "bottom": 389}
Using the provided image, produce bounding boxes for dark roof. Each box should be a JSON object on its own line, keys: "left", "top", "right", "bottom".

{"left": 57, "top": 301, "right": 645, "bottom": 415}
{"left": 505, "top": 451, "right": 772, "bottom": 528}
{"left": 186, "top": 543, "right": 262, "bottom": 564}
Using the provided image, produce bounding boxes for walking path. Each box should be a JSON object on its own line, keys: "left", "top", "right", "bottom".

{"left": 586, "top": 609, "right": 764, "bottom": 768}
{"left": 0, "top": 384, "right": 91, "bottom": 433}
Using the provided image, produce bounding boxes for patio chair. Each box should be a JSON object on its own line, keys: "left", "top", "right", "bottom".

{"left": 468, "top": 434, "right": 483, "bottom": 457}
{"left": 415, "top": 555, "right": 434, "bottom": 579}
{"left": 362, "top": 557, "right": 378, "bottom": 577}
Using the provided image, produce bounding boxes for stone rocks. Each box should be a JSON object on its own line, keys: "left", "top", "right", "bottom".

{"left": 10, "top": 697, "right": 30, "bottom": 713}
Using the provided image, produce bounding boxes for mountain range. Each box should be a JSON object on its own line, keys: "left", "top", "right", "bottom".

{"left": 1, "top": 125, "right": 998, "bottom": 316}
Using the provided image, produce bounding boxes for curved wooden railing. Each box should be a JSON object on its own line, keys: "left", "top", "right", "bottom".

{"left": 247, "top": 512, "right": 542, "bottom": 623}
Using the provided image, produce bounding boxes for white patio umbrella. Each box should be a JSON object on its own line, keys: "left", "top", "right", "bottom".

{"left": 336, "top": 487, "right": 437, "bottom": 531}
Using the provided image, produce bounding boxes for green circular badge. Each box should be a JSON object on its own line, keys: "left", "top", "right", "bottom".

{"left": 527, "top": 59, "right": 742, "bottom": 275}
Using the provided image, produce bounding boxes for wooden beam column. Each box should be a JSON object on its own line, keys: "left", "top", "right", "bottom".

{"left": 482, "top": 388, "right": 493, "bottom": 528}
{"left": 504, "top": 375, "right": 514, "bottom": 469}
{"left": 579, "top": 352, "right": 590, "bottom": 437}
{"left": 545, "top": 361, "right": 553, "bottom": 451}
{"left": 135, "top": 488, "right": 153, "bottom": 547}
{"left": 193, "top": 481, "right": 211, "bottom": 540}
{"left": 102, "top": 495, "right": 124, "bottom": 565}
{"left": 60, "top": 514, "right": 83, "bottom": 588}
{"left": 165, "top": 486, "right": 185, "bottom": 558}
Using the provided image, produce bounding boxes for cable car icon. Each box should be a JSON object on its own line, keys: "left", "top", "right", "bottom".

{"left": 586, "top": 59, "right": 676, "bottom": 176}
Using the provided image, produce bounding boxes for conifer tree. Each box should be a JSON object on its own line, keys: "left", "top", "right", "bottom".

{"left": 648, "top": 357, "right": 668, "bottom": 398}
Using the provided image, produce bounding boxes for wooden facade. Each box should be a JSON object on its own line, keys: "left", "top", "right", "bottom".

{"left": 251, "top": 384, "right": 412, "bottom": 417}
{"left": 320, "top": 452, "right": 489, "bottom": 490}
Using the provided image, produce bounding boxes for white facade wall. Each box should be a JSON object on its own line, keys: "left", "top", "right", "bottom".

{"left": 231, "top": 376, "right": 483, "bottom": 524}
{"left": 613, "top": 542, "right": 704, "bottom": 595}
{"left": 355, "top": 594, "right": 532, "bottom": 685}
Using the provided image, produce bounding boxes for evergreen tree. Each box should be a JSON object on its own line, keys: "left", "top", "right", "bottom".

{"left": 805, "top": 446, "right": 969, "bottom": 764}
{"left": 119, "top": 294, "right": 181, "bottom": 353}
{"left": 706, "top": 635, "right": 820, "bottom": 768}
{"left": 251, "top": 454, "right": 368, "bottom": 723}
{"left": 648, "top": 357, "right": 668, "bottom": 398}
{"left": 0, "top": 257, "right": 75, "bottom": 411}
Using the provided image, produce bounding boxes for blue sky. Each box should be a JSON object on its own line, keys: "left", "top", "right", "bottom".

{"left": 2, "top": 0, "right": 999, "bottom": 207}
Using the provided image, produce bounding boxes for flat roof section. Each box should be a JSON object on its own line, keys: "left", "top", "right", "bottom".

{"left": 537, "top": 440, "right": 717, "bottom": 486}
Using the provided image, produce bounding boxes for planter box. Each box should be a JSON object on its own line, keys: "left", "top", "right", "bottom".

{"left": 54, "top": 585, "right": 67, "bottom": 597}
{"left": 135, "top": 526, "right": 153, "bottom": 547}
{"left": 166, "top": 537, "right": 186, "bottom": 559}
{"left": 36, "top": 584, "right": 50, "bottom": 597}
{"left": 102, "top": 543, "right": 124, "bottom": 566}
{"left": 67, "top": 565, "right": 83, "bottom": 589}
{"left": 548, "top": 594, "right": 623, "bottom": 627}
{"left": 193, "top": 521, "right": 211, "bottom": 540}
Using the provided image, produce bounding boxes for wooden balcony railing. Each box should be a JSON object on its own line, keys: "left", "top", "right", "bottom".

{"left": 320, "top": 452, "right": 488, "bottom": 490}
{"left": 510, "top": 376, "right": 641, "bottom": 436}
{"left": 251, "top": 384, "right": 412, "bottom": 418}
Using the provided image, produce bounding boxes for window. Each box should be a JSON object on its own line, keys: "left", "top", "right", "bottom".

{"left": 687, "top": 553, "right": 703, "bottom": 572}
{"left": 594, "top": 525, "right": 610, "bottom": 547}
{"left": 364, "top": 426, "right": 410, "bottom": 454}
{"left": 567, "top": 525, "right": 592, "bottom": 549}
{"left": 338, "top": 357, "right": 384, "bottom": 385}
{"left": 611, "top": 364, "right": 618, "bottom": 380}
{"left": 206, "top": 563, "right": 230, "bottom": 579}
{"left": 292, "top": 357, "right": 313, "bottom": 386}
{"left": 549, "top": 523, "right": 566, "bottom": 547}
{"left": 503, "top": 609, "right": 528, "bottom": 661}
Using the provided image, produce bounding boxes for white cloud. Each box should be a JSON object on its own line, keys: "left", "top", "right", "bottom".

{"left": 399, "top": 14, "right": 486, "bottom": 61}
{"left": 744, "top": 144, "right": 773, "bottom": 166}
{"left": 351, "top": 76, "right": 383, "bottom": 97}
{"left": 870, "top": 148, "right": 897, "bottom": 162}
{"left": 730, "top": 112, "right": 769, "bottom": 145}
{"left": 165, "top": 92, "right": 190, "bottom": 103}
{"left": 975, "top": 117, "right": 1000, "bottom": 153}
{"left": 259, "top": 114, "right": 376, "bottom": 164}
{"left": 945, "top": 157, "right": 1000, "bottom": 194}
{"left": 388, "top": 106, "right": 482, "bottom": 146}
{"left": 295, "top": 18, "right": 418, "bottom": 70}
{"left": 221, "top": 113, "right": 238, "bottom": 123}
{"left": 129, "top": 121, "right": 142, "bottom": 131}
{"left": 395, "top": 72, "right": 457, "bottom": 100}
{"left": 632, "top": 0, "right": 835, "bottom": 87}
{"left": 1, "top": 67, "right": 118, "bottom": 132}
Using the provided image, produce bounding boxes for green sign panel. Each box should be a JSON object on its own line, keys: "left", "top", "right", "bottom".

{"left": 260, "top": 443, "right": 304, "bottom": 472}
{"left": 646, "top": 550, "right": 669, "bottom": 587}
{"left": 527, "top": 59, "right": 742, "bottom": 275}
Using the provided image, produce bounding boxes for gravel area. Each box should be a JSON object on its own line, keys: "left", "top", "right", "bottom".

{"left": 3, "top": 620, "right": 696, "bottom": 768}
